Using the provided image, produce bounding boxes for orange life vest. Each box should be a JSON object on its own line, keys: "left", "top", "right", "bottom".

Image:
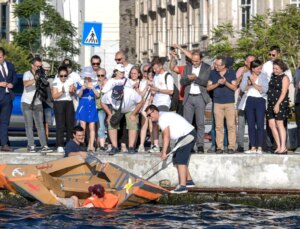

{"left": 83, "top": 193, "right": 119, "bottom": 208}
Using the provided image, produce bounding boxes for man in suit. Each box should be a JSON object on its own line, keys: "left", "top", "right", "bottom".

{"left": 0, "top": 47, "right": 17, "bottom": 152}
{"left": 180, "top": 50, "right": 211, "bottom": 153}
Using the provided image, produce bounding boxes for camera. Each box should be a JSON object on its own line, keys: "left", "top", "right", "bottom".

{"left": 170, "top": 46, "right": 175, "bottom": 51}
{"left": 36, "top": 67, "right": 49, "bottom": 88}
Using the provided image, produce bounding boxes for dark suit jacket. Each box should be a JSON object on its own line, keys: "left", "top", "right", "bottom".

{"left": 180, "top": 62, "right": 211, "bottom": 105}
{"left": 0, "top": 61, "right": 17, "bottom": 101}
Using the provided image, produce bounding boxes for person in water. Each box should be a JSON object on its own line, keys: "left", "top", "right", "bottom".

{"left": 50, "top": 184, "right": 119, "bottom": 209}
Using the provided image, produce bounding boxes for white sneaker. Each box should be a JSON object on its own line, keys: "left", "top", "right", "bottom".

{"left": 27, "top": 146, "right": 36, "bottom": 153}
{"left": 256, "top": 148, "right": 263, "bottom": 154}
{"left": 245, "top": 149, "right": 256, "bottom": 154}
{"left": 294, "top": 147, "right": 300, "bottom": 154}
{"left": 138, "top": 145, "right": 145, "bottom": 153}
{"left": 149, "top": 145, "right": 160, "bottom": 153}
{"left": 57, "top": 147, "right": 65, "bottom": 153}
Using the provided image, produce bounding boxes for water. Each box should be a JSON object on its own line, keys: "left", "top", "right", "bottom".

{"left": 1, "top": 202, "right": 300, "bottom": 228}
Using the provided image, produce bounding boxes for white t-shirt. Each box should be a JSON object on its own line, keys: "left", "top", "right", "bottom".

{"left": 102, "top": 78, "right": 132, "bottom": 94}
{"left": 52, "top": 78, "right": 74, "bottom": 101}
{"left": 262, "top": 60, "right": 293, "bottom": 82}
{"left": 158, "top": 112, "right": 194, "bottom": 140}
{"left": 101, "top": 87, "right": 142, "bottom": 113}
{"left": 124, "top": 63, "right": 134, "bottom": 78}
{"left": 153, "top": 72, "right": 174, "bottom": 108}
{"left": 189, "top": 65, "right": 201, "bottom": 94}
{"left": 21, "top": 70, "right": 41, "bottom": 105}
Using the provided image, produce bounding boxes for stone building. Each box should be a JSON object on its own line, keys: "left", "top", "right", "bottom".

{"left": 135, "top": 0, "right": 299, "bottom": 63}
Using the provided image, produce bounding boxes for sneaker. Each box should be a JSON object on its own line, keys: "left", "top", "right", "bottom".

{"left": 256, "top": 149, "right": 263, "bottom": 154}
{"left": 108, "top": 147, "right": 119, "bottom": 156}
{"left": 237, "top": 146, "right": 244, "bottom": 153}
{"left": 27, "top": 146, "right": 36, "bottom": 153}
{"left": 98, "top": 146, "right": 107, "bottom": 152}
{"left": 227, "top": 149, "right": 236, "bottom": 154}
{"left": 57, "top": 147, "right": 65, "bottom": 153}
{"left": 170, "top": 185, "right": 188, "bottom": 194}
{"left": 121, "top": 147, "right": 128, "bottom": 153}
{"left": 41, "top": 146, "right": 53, "bottom": 153}
{"left": 186, "top": 180, "right": 196, "bottom": 188}
{"left": 294, "top": 147, "right": 300, "bottom": 154}
{"left": 196, "top": 146, "right": 204, "bottom": 154}
{"left": 149, "top": 145, "right": 160, "bottom": 153}
{"left": 216, "top": 149, "right": 223, "bottom": 154}
{"left": 245, "top": 148, "right": 256, "bottom": 154}
{"left": 137, "top": 145, "right": 145, "bottom": 153}
{"left": 127, "top": 147, "right": 136, "bottom": 154}
{"left": 207, "top": 146, "right": 215, "bottom": 153}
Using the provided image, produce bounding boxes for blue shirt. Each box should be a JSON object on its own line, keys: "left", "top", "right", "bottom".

{"left": 64, "top": 139, "right": 86, "bottom": 157}
{"left": 209, "top": 69, "right": 236, "bottom": 104}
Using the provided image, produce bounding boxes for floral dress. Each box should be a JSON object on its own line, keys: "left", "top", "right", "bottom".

{"left": 266, "top": 73, "right": 290, "bottom": 120}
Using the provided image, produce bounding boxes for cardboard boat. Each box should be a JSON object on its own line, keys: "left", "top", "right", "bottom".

{"left": 0, "top": 156, "right": 168, "bottom": 208}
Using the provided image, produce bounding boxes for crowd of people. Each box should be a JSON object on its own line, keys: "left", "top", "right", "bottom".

{"left": 0, "top": 45, "right": 299, "bottom": 157}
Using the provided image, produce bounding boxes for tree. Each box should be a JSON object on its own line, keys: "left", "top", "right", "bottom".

{"left": 11, "top": 0, "right": 80, "bottom": 71}
{"left": 0, "top": 39, "right": 30, "bottom": 73}
{"left": 207, "top": 5, "right": 300, "bottom": 73}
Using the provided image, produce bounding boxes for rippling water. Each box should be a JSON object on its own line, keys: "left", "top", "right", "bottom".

{"left": 1, "top": 202, "right": 300, "bottom": 228}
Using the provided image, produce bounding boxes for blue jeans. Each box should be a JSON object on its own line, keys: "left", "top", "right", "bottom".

{"left": 97, "top": 109, "right": 107, "bottom": 139}
{"left": 210, "top": 103, "right": 228, "bottom": 148}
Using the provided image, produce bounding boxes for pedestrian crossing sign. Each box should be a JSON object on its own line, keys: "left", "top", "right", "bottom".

{"left": 82, "top": 22, "right": 102, "bottom": 47}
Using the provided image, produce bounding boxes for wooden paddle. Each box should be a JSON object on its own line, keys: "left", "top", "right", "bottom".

{"left": 142, "top": 134, "right": 194, "bottom": 180}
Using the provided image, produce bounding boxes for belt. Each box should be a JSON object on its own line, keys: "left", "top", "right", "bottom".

{"left": 189, "top": 94, "right": 200, "bottom": 96}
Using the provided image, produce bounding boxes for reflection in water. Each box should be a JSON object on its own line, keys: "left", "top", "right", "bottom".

{"left": 0, "top": 203, "right": 300, "bottom": 228}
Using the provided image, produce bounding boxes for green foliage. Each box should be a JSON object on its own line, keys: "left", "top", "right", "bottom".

{"left": 207, "top": 5, "right": 300, "bottom": 72}
{"left": 11, "top": 0, "right": 80, "bottom": 71}
{"left": 0, "top": 39, "right": 30, "bottom": 73}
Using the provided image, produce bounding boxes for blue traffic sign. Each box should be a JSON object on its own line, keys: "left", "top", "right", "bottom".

{"left": 82, "top": 22, "right": 102, "bottom": 47}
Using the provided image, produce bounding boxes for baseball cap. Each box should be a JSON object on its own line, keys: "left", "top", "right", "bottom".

{"left": 115, "top": 64, "right": 125, "bottom": 72}
{"left": 80, "top": 71, "right": 94, "bottom": 78}
{"left": 111, "top": 85, "right": 124, "bottom": 100}
{"left": 42, "top": 61, "right": 50, "bottom": 70}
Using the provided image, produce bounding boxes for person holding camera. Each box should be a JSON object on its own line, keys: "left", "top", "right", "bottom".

{"left": 21, "top": 57, "right": 53, "bottom": 153}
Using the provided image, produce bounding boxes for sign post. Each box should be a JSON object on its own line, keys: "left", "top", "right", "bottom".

{"left": 82, "top": 22, "right": 102, "bottom": 56}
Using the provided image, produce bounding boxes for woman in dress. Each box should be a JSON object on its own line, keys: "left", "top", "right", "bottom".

{"left": 266, "top": 59, "right": 290, "bottom": 154}
{"left": 51, "top": 66, "right": 75, "bottom": 153}
{"left": 76, "top": 72, "right": 100, "bottom": 152}
{"left": 240, "top": 60, "right": 268, "bottom": 154}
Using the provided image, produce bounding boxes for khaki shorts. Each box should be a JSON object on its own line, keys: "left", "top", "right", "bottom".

{"left": 108, "top": 111, "right": 139, "bottom": 130}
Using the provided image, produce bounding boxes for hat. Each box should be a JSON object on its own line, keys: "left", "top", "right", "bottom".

{"left": 80, "top": 71, "right": 94, "bottom": 78}
{"left": 115, "top": 64, "right": 125, "bottom": 72}
{"left": 42, "top": 61, "right": 50, "bottom": 70}
{"left": 112, "top": 85, "right": 124, "bottom": 100}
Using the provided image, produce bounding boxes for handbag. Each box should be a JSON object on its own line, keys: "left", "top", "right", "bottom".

{"left": 110, "top": 96, "right": 124, "bottom": 128}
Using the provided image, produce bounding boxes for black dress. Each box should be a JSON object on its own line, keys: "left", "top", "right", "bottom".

{"left": 266, "top": 73, "right": 290, "bottom": 120}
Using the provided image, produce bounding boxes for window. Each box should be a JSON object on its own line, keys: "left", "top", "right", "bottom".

{"left": 290, "top": 0, "right": 300, "bottom": 8}
{"left": 241, "top": 0, "right": 252, "bottom": 28}
{"left": 1, "top": 4, "right": 7, "bottom": 40}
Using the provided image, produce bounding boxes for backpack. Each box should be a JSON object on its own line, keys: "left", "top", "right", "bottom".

{"left": 165, "top": 73, "right": 179, "bottom": 112}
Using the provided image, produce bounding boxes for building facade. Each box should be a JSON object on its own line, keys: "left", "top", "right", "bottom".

{"left": 135, "top": 0, "right": 297, "bottom": 63}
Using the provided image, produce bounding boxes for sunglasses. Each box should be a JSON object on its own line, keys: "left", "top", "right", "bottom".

{"left": 146, "top": 110, "right": 154, "bottom": 118}
{"left": 143, "top": 70, "right": 148, "bottom": 73}
{"left": 269, "top": 53, "right": 276, "bottom": 57}
{"left": 92, "top": 62, "right": 100, "bottom": 66}
{"left": 97, "top": 74, "right": 105, "bottom": 77}
{"left": 115, "top": 58, "right": 122, "bottom": 62}
{"left": 59, "top": 75, "right": 68, "bottom": 78}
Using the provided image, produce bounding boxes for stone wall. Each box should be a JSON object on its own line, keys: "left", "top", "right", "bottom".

{"left": 119, "top": 0, "right": 137, "bottom": 64}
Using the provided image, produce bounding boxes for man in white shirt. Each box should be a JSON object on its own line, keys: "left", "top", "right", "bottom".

{"left": 145, "top": 104, "right": 196, "bottom": 194}
{"left": 21, "top": 56, "right": 53, "bottom": 154}
{"left": 149, "top": 58, "right": 174, "bottom": 153}
{"left": 101, "top": 84, "right": 143, "bottom": 155}
{"left": 114, "top": 50, "right": 133, "bottom": 78}
{"left": 180, "top": 50, "right": 211, "bottom": 153}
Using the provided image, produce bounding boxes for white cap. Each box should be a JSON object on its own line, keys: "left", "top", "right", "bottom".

{"left": 80, "top": 71, "right": 94, "bottom": 78}
{"left": 42, "top": 61, "right": 50, "bottom": 70}
{"left": 115, "top": 64, "right": 125, "bottom": 72}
